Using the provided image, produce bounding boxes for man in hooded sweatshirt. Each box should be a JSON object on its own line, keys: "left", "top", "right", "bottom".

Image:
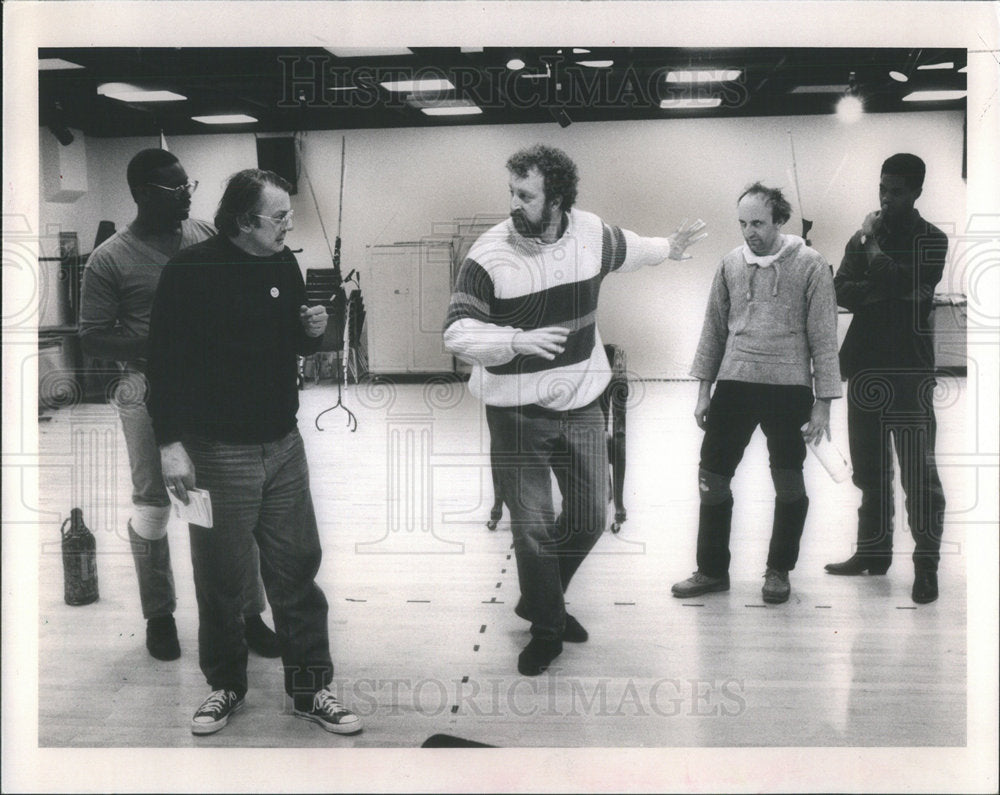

{"left": 671, "top": 182, "right": 842, "bottom": 605}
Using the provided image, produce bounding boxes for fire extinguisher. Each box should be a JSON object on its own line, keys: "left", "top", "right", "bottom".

{"left": 61, "top": 507, "right": 99, "bottom": 606}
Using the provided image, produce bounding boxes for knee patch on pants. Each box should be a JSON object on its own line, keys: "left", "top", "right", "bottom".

{"left": 131, "top": 504, "right": 171, "bottom": 540}
{"left": 772, "top": 468, "right": 806, "bottom": 503}
{"left": 698, "top": 469, "right": 732, "bottom": 505}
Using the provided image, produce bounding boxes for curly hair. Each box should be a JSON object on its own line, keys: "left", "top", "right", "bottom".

{"left": 737, "top": 181, "right": 792, "bottom": 225}
{"left": 214, "top": 169, "right": 292, "bottom": 237}
{"left": 506, "top": 144, "right": 579, "bottom": 212}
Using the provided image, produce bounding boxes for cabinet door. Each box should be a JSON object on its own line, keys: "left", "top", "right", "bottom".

{"left": 411, "top": 242, "right": 455, "bottom": 373}
{"left": 367, "top": 243, "right": 454, "bottom": 374}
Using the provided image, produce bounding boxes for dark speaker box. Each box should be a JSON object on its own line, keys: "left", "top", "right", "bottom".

{"left": 256, "top": 137, "right": 298, "bottom": 195}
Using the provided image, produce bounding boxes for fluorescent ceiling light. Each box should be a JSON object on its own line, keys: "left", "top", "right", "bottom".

{"left": 380, "top": 78, "right": 455, "bottom": 92}
{"left": 39, "top": 58, "right": 85, "bottom": 70}
{"left": 518, "top": 67, "right": 552, "bottom": 81}
{"left": 421, "top": 106, "right": 483, "bottom": 116}
{"left": 192, "top": 114, "right": 258, "bottom": 124}
{"left": 889, "top": 71, "right": 909, "bottom": 83}
{"left": 902, "top": 90, "right": 967, "bottom": 102}
{"left": 789, "top": 84, "right": 849, "bottom": 94}
{"left": 98, "top": 83, "right": 187, "bottom": 102}
{"left": 406, "top": 97, "right": 477, "bottom": 109}
{"left": 666, "top": 69, "right": 742, "bottom": 83}
{"left": 578, "top": 60, "right": 614, "bottom": 68}
{"left": 659, "top": 97, "right": 723, "bottom": 109}
{"left": 325, "top": 47, "right": 412, "bottom": 58}
{"left": 327, "top": 85, "right": 359, "bottom": 92}
{"left": 917, "top": 61, "right": 954, "bottom": 70}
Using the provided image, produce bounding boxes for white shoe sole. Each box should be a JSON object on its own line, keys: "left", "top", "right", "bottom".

{"left": 191, "top": 698, "right": 245, "bottom": 735}
{"left": 294, "top": 709, "right": 363, "bottom": 735}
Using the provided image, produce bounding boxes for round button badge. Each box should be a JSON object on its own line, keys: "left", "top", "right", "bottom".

{"left": 270, "top": 287, "right": 279, "bottom": 298}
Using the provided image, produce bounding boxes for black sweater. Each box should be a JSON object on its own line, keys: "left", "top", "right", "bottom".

{"left": 147, "top": 234, "right": 321, "bottom": 444}
{"left": 834, "top": 211, "right": 947, "bottom": 378}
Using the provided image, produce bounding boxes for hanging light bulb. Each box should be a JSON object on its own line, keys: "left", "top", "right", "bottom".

{"left": 836, "top": 72, "right": 864, "bottom": 123}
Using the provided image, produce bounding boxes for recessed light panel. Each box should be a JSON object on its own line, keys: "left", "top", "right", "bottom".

{"left": 666, "top": 70, "right": 742, "bottom": 83}
{"left": 192, "top": 114, "right": 258, "bottom": 124}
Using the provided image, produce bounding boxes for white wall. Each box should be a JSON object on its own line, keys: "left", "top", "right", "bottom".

{"left": 40, "top": 110, "right": 965, "bottom": 377}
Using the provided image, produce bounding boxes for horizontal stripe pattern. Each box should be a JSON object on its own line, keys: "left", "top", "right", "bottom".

{"left": 445, "top": 210, "right": 623, "bottom": 410}
{"left": 601, "top": 223, "right": 628, "bottom": 274}
{"left": 487, "top": 324, "right": 596, "bottom": 375}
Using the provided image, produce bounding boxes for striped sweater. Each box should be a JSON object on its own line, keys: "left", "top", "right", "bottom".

{"left": 444, "top": 208, "right": 674, "bottom": 410}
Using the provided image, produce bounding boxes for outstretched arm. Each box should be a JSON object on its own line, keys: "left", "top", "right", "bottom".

{"left": 619, "top": 219, "right": 709, "bottom": 271}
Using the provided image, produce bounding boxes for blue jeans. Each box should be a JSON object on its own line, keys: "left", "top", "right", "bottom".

{"left": 116, "top": 368, "right": 267, "bottom": 619}
{"left": 486, "top": 400, "right": 608, "bottom": 642}
{"left": 184, "top": 430, "right": 332, "bottom": 708}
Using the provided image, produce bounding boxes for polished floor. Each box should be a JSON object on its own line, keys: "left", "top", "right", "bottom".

{"left": 27, "top": 377, "right": 993, "bottom": 789}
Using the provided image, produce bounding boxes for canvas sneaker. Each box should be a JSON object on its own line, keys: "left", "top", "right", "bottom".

{"left": 191, "top": 689, "right": 244, "bottom": 735}
{"left": 294, "top": 688, "right": 363, "bottom": 735}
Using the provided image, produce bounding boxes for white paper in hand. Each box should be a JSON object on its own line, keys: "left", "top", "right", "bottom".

{"left": 168, "top": 487, "right": 214, "bottom": 527}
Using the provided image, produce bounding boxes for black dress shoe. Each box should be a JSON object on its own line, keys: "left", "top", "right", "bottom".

{"left": 245, "top": 614, "right": 281, "bottom": 658}
{"left": 562, "top": 614, "right": 588, "bottom": 643}
{"left": 517, "top": 638, "right": 562, "bottom": 676}
{"left": 147, "top": 615, "right": 181, "bottom": 661}
{"left": 515, "top": 601, "right": 588, "bottom": 643}
{"left": 912, "top": 571, "right": 939, "bottom": 604}
{"left": 824, "top": 555, "right": 890, "bottom": 576}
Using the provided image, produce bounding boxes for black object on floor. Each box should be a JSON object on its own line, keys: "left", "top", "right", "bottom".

{"left": 421, "top": 734, "right": 496, "bottom": 748}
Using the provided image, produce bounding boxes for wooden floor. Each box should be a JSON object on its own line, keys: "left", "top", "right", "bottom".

{"left": 25, "top": 377, "right": 992, "bottom": 789}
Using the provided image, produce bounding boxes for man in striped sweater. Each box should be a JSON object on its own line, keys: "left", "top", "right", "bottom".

{"left": 444, "top": 144, "right": 707, "bottom": 676}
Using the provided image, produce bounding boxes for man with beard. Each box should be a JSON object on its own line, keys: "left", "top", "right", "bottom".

{"left": 671, "top": 183, "right": 841, "bottom": 605}
{"left": 79, "top": 149, "right": 278, "bottom": 661}
{"left": 444, "top": 144, "right": 707, "bottom": 676}
{"left": 824, "top": 153, "right": 947, "bottom": 604}
{"left": 147, "top": 168, "right": 362, "bottom": 736}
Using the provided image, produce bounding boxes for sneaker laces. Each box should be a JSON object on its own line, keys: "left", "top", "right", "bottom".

{"left": 313, "top": 689, "right": 350, "bottom": 717}
{"left": 197, "top": 690, "right": 234, "bottom": 717}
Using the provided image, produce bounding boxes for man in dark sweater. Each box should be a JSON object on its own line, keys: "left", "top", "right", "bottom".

{"left": 825, "top": 153, "right": 948, "bottom": 605}
{"left": 79, "top": 148, "right": 278, "bottom": 661}
{"left": 147, "top": 169, "right": 362, "bottom": 736}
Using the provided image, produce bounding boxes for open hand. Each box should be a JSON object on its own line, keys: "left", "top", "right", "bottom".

{"left": 668, "top": 218, "right": 709, "bottom": 261}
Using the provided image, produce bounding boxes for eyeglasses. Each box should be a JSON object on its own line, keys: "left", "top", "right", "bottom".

{"left": 146, "top": 180, "right": 199, "bottom": 198}
{"left": 252, "top": 210, "right": 294, "bottom": 227}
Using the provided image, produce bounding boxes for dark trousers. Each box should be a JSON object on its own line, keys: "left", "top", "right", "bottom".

{"left": 185, "top": 430, "right": 333, "bottom": 710}
{"left": 486, "top": 399, "right": 608, "bottom": 642}
{"left": 697, "top": 381, "right": 814, "bottom": 576}
{"left": 847, "top": 371, "right": 946, "bottom": 572}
